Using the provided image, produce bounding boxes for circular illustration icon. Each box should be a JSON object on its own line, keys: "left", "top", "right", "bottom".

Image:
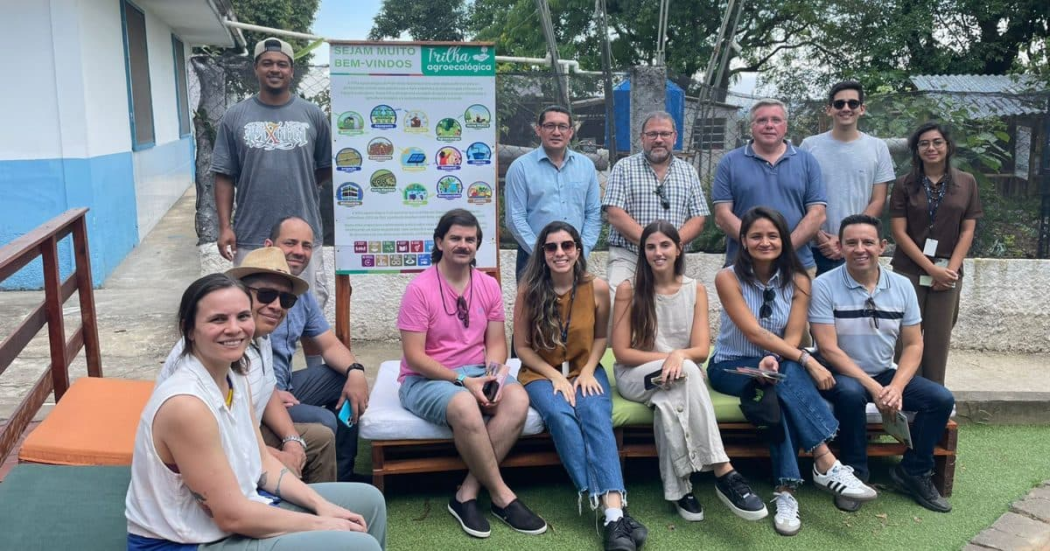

{"left": 400, "top": 147, "right": 427, "bottom": 171}
{"left": 367, "top": 137, "right": 394, "bottom": 161}
{"left": 435, "top": 146, "right": 463, "bottom": 171}
{"left": 336, "top": 182, "right": 363, "bottom": 207}
{"left": 465, "top": 142, "right": 492, "bottom": 165}
{"left": 467, "top": 181, "right": 493, "bottom": 204}
{"left": 404, "top": 110, "right": 429, "bottom": 133}
{"left": 464, "top": 104, "right": 491, "bottom": 128}
{"left": 436, "top": 118, "right": 462, "bottom": 141}
{"left": 437, "top": 176, "right": 464, "bottom": 200}
{"left": 369, "top": 169, "right": 397, "bottom": 194}
{"left": 402, "top": 183, "right": 429, "bottom": 206}
{"left": 337, "top": 112, "right": 365, "bottom": 135}
{"left": 370, "top": 105, "right": 397, "bottom": 129}
{"left": 335, "top": 148, "right": 363, "bottom": 172}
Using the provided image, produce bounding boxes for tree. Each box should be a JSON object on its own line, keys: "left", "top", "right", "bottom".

{"left": 369, "top": 0, "right": 468, "bottom": 41}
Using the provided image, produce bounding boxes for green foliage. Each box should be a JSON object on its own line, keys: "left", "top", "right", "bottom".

{"left": 369, "top": 0, "right": 468, "bottom": 41}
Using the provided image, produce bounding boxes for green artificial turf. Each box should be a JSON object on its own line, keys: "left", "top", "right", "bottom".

{"left": 359, "top": 424, "right": 1050, "bottom": 551}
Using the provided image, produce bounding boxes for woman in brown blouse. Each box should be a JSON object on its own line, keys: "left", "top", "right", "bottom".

{"left": 890, "top": 122, "right": 983, "bottom": 385}
{"left": 513, "top": 221, "right": 647, "bottom": 551}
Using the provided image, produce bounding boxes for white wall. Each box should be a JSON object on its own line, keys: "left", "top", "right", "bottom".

{"left": 0, "top": 1, "right": 62, "bottom": 160}
{"left": 80, "top": 0, "right": 133, "bottom": 158}
{"left": 145, "top": 7, "right": 180, "bottom": 145}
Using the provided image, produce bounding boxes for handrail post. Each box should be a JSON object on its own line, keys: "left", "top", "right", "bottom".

{"left": 41, "top": 236, "right": 70, "bottom": 400}
{"left": 73, "top": 216, "right": 102, "bottom": 377}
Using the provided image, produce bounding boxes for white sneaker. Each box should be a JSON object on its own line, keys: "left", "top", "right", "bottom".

{"left": 771, "top": 491, "right": 801, "bottom": 536}
{"left": 812, "top": 460, "right": 878, "bottom": 501}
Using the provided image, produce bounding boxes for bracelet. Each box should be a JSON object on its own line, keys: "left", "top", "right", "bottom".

{"left": 345, "top": 362, "right": 365, "bottom": 377}
{"left": 281, "top": 435, "right": 307, "bottom": 449}
{"left": 798, "top": 350, "right": 811, "bottom": 369}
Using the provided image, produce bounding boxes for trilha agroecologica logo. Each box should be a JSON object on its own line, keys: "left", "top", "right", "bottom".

{"left": 422, "top": 46, "right": 495, "bottom": 76}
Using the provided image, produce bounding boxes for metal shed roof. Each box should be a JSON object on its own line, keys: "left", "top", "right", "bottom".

{"left": 910, "top": 74, "right": 1047, "bottom": 118}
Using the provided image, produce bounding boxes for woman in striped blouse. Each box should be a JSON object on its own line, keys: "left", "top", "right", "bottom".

{"left": 708, "top": 207, "right": 876, "bottom": 537}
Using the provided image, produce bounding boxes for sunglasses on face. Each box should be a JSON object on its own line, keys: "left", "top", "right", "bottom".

{"left": 456, "top": 296, "right": 469, "bottom": 329}
{"left": 832, "top": 99, "right": 862, "bottom": 110}
{"left": 543, "top": 240, "right": 578, "bottom": 253}
{"left": 248, "top": 286, "right": 298, "bottom": 309}
{"left": 759, "top": 288, "right": 776, "bottom": 319}
{"left": 865, "top": 296, "right": 880, "bottom": 329}
{"left": 654, "top": 185, "right": 670, "bottom": 210}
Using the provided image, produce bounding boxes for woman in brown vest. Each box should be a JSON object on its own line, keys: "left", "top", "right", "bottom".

{"left": 514, "top": 221, "right": 647, "bottom": 551}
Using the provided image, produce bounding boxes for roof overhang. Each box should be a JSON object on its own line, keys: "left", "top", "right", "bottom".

{"left": 135, "top": 0, "right": 245, "bottom": 48}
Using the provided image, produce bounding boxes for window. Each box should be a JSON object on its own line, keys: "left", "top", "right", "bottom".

{"left": 172, "top": 36, "right": 191, "bottom": 137}
{"left": 693, "top": 117, "right": 727, "bottom": 150}
{"left": 121, "top": 0, "right": 155, "bottom": 148}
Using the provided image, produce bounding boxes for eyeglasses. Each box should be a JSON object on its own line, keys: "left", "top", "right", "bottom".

{"left": 643, "top": 131, "right": 674, "bottom": 139}
{"left": 917, "top": 139, "right": 946, "bottom": 149}
{"left": 543, "top": 240, "right": 578, "bottom": 253}
{"left": 541, "top": 123, "right": 571, "bottom": 132}
{"left": 248, "top": 287, "right": 298, "bottom": 309}
{"left": 831, "top": 99, "right": 861, "bottom": 110}
{"left": 456, "top": 296, "right": 470, "bottom": 329}
{"left": 865, "top": 296, "right": 879, "bottom": 329}
{"left": 654, "top": 184, "right": 670, "bottom": 210}
{"left": 759, "top": 288, "right": 776, "bottom": 319}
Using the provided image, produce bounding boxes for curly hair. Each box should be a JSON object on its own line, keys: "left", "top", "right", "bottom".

{"left": 518, "top": 221, "right": 591, "bottom": 351}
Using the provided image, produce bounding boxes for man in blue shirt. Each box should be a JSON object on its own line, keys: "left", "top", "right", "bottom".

{"left": 505, "top": 105, "right": 601, "bottom": 280}
{"left": 810, "top": 214, "right": 955, "bottom": 514}
{"left": 266, "top": 216, "right": 371, "bottom": 482}
{"left": 712, "top": 99, "right": 826, "bottom": 271}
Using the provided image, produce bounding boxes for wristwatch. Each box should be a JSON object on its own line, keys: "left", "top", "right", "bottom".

{"left": 453, "top": 373, "right": 467, "bottom": 386}
{"left": 345, "top": 362, "right": 365, "bottom": 377}
{"left": 281, "top": 435, "right": 307, "bottom": 449}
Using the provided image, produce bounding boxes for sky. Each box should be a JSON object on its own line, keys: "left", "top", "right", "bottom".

{"left": 307, "top": 0, "right": 758, "bottom": 95}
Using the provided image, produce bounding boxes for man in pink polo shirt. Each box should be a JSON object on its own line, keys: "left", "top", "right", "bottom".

{"left": 397, "top": 209, "right": 547, "bottom": 539}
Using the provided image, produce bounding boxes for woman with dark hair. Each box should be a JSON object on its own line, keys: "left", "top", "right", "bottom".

{"left": 514, "top": 221, "right": 647, "bottom": 551}
{"left": 611, "top": 220, "right": 767, "bottom": 526}
{"left": 708, "top": 207, "right": 876, "bottom": 537}
{"left": 126, "top": 274, "right": 386, "bottom": 550}
{"left": 890, "top": 122, "right": 982, "bottom": 385}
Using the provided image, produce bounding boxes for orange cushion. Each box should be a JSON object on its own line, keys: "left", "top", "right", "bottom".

{"left": 19, "top": 378, "right": 153, "bottom": 466}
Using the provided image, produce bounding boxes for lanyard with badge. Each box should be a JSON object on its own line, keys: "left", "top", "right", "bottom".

{"left": 921, "top": 176, "right": 947, "bottom": 257}
{"left": 558, "top": 282, "right": 577, "bottom": 377}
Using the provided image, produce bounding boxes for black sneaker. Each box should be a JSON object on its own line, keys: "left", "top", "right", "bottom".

{"left": 603, "top": 517, "right": 636, "bottom": 551}
{"left": 715, "top": 470, "right": 769, "bottom": 521}
{"left": 448, "top": 497, "right": 491, "bottom": 538}
{"left": 834, "top": 495, "right": 863, "bottom": 512}
{"left": 673, "top": 494, "right": 704, "bottom": 521}
{"left": 491, "top": 499, "right": 548, "bottom": 534}
{"left": 623, "top": 512, "right": 648, "bottom": 548}
{"left": 890, "top": 465, "right": 952, "bottom": 513}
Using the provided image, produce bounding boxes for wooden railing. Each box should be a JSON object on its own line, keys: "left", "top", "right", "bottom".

{"left": 0, "top": 208, "right": 102, "bottom": 466}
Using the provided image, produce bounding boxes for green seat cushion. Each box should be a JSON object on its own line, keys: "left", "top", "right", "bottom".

{"left": 602, "top": 348, "right": 746, "bottom": 426}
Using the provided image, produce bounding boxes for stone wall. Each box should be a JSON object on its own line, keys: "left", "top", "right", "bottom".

{"left": 200, "top": 247, "right": 1050, "bottom": 353}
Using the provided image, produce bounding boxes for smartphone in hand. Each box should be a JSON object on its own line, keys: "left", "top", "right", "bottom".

{"left": 338, "top": 400, "right": 354, "bottom": 428}
{"left": 482, "top": 361, "right": 510, "bottom": 401}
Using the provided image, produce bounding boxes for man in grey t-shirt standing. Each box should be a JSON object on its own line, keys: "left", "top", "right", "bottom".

{"left": 212, "top": 37, "right": 332, "bottom": 300}
{"left": 800, "top": 81, "right": 894, "bottom": 275}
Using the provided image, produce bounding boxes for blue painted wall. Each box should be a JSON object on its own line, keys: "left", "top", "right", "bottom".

{"left": 0, "top": 151, "right": 139, "bottom": 290}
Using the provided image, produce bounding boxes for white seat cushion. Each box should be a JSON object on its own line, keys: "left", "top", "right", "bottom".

{"left": 359, "top": 359, "right": 547, "bottom": 441}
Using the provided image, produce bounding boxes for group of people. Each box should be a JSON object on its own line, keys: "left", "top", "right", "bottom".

{"left": 123, "top": 35, "right": 978, "bottom": 551}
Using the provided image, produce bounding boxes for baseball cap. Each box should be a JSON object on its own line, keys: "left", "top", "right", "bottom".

{"left": 254, "top": 37, "right": 294, "bottom": 62}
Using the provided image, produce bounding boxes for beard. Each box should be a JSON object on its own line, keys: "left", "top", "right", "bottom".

{"left": 644, "top": 147, "right": 670, "bottom": 164}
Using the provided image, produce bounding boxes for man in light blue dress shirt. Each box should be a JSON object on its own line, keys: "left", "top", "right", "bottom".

{"left": 505, "top": 105, "right": 602, "bottom": 280}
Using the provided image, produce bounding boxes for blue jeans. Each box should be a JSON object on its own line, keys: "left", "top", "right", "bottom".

{"left": 515, "top": 248, "right": 531, "bottom": 282}
{"left": 811, "top": 246, "right": 844, "bottom": 277}
{"left": 288, "top": 364, "right": 359, "bottom": 482}
{"left": 709, "top": 357, "right": 839, "bottom": 488}
{"left": 524, "top": 368, "right": 625, "bottom": 505}
{"left": 821, "top": 370, "right": 954, "bottom": 479}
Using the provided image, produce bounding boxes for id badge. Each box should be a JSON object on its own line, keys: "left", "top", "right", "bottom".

{"left": 922, "top": 238, "right": 939, "bottom": 257}
{"left": 561, "top": 361, "right": 570, "bottom": 377}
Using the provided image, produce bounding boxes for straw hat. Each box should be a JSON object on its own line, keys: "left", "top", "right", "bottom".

{"left": 226, "top": 247, "right": 309, "bottom": 296}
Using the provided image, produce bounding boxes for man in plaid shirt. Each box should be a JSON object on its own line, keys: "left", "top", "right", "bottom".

{"left": 602, "top": 111, "right": 711, "bottom": 291}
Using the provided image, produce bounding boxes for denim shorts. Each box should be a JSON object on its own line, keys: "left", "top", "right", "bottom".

{"left": 399, "top": 365, "right": 520, "bottom": 426}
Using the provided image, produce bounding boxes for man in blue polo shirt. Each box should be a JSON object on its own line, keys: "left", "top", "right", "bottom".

{"left": 505, "top": 105, "right": 601, "bottom": 280}
{"left": 810, "top": 214, "right": 955, "bottom": 514}
{"left": 712, "top": 99, "right": 826, "bottom": 271}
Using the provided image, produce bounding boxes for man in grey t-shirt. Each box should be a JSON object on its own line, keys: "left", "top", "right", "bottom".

{"left": 800, "top": 81, "right": 894, "bottom": 275}
{"left": 212, "top": 37, "right": 332, "bottom": 300}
